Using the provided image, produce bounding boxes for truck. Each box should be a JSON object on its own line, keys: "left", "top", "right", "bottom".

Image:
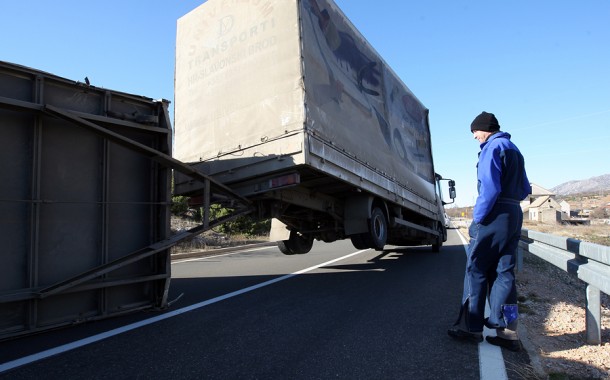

{"left": 173, "top": 0, "right": 456, "bottom": 254}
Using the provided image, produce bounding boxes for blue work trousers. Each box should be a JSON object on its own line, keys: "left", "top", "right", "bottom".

{"left": 460, "top": 201, "right": 523, "bottom": 332}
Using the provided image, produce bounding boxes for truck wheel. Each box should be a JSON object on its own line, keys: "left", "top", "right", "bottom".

{"left": 350, "top": 234, "right": 368, "bottom": 250}
{"left": 277, "top": 240, "right": 294, "bottom": 255}
{"left": 362, "top": 207, "right": 387, "bottom": 251}
{"left": 278, "top": 230, "right": 314, "bottom": 255}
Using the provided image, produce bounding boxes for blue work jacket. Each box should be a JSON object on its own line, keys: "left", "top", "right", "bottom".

{"left": 473, "top": 132, "right": 530, "bottom": 224}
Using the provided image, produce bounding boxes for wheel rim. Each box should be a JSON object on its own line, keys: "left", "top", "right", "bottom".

{"left": 367, "top": 207, "right": 387, "bottom": 249}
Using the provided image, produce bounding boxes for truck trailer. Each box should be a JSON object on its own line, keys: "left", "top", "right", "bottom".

{"left": 173, "top": 0, "right": 455, "bottom": 254}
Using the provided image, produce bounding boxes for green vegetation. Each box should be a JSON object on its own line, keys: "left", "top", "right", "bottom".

{"left": 171, "top": 195, "right": 190, "bottom": 216}
{"left": 209, "top": 204, "right": 270, "bottom": 236}
{"left": 171, "top": 195, "right": 270, "bottom": 237}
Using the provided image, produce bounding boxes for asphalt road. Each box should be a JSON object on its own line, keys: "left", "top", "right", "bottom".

{"left": 0, "top": 229, "right": 526, "bottom": 379}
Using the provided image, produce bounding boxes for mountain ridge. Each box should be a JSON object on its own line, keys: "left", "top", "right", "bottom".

{"left": 551, "top": 174, "right": 610, "bottom": 196}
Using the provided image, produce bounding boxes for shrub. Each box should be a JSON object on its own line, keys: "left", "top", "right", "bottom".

{"left": 210, "top": 205, "right": 270, "bottom": 236}
{"left": 171, "top": 196, "right": 190, "bottom": 216}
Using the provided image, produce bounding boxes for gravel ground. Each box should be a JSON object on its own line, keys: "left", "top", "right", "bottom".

{"left": 517, "top": 251, "right": 610, "bottom": 379}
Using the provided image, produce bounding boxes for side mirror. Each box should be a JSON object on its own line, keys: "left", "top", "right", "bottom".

{"left": 448, "top": 180, "right": 456, "bottom": 199}
{"left": 437, "top": 175, "right": 457, "bottom": 205}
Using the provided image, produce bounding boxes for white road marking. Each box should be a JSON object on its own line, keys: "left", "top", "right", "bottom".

{"left": 0, "top": 249, "right": 368, "bottom": 373}
{"left": 456, "top": 229, "right": 508, "bottom": 380}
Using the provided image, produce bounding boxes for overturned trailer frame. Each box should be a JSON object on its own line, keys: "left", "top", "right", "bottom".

{"left": 0, "top": 61, "right": 250, "bottom": 341}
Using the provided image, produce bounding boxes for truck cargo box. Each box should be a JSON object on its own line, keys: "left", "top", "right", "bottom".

{"left": 176, "top": 0, "right": 435, "bottom": 203}
{"left": 174, "top": 0, "right": 451, "bottom": 252}
{"left": 0, "top": 61, "right": 172, "bottom": 340}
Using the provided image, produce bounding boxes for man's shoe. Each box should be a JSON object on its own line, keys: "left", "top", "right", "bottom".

{"left": 447, "top": 327, "right": 483, "bottom": 343}
{"left": 486, "top": 336, "right": 521, "bottom": 352}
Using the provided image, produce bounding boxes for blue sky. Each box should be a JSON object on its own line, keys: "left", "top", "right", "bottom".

{"left": 2, "top": 1, "right": 609, "bottom": 206}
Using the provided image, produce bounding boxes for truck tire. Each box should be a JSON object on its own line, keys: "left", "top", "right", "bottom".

{"left": 278, "top": 230, "right": 314, "bottom": 255}
{"left": 350, "top": 234, "right": 368, "bottom": 250}
{"left": 361, "top": 207, "right": 387, "bottom": 251}
{"left": 277, "top": 240, "right": 294, "bottom": 255}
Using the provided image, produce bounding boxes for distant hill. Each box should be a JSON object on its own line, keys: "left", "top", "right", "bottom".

{"left": 551, "top": 174, "right": 610, "bottom": 196}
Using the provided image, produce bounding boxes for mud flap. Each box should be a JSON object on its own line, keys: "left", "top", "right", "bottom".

{"left": 269, "top": 218, "right": 291, "bottom": 241}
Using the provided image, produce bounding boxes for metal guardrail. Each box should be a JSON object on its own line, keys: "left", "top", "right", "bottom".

{"left": 518, "top": 229, "right": 610, "bottom": 345}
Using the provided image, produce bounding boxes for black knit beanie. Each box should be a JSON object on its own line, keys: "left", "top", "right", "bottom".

{"left": 470, "top": 111, "right": 500, "bottom": 132}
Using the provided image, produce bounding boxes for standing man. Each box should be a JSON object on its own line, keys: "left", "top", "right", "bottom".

{"left": 448, "top": 112, "right": 530, "bottom": 352}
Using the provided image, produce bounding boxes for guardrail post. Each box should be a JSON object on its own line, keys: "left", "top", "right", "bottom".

{"left": 586, "top": 284, "right": 602, "bottom": 345}
{"left": 516, "top": 246, "right": 523, "bottom": 273}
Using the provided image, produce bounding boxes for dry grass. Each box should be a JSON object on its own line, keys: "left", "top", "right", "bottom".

{"left": 522, "top": 220, "right": 610, "bottom": 247}
{"left": 455, "top": 218, "right": 610, "bottom": 247}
